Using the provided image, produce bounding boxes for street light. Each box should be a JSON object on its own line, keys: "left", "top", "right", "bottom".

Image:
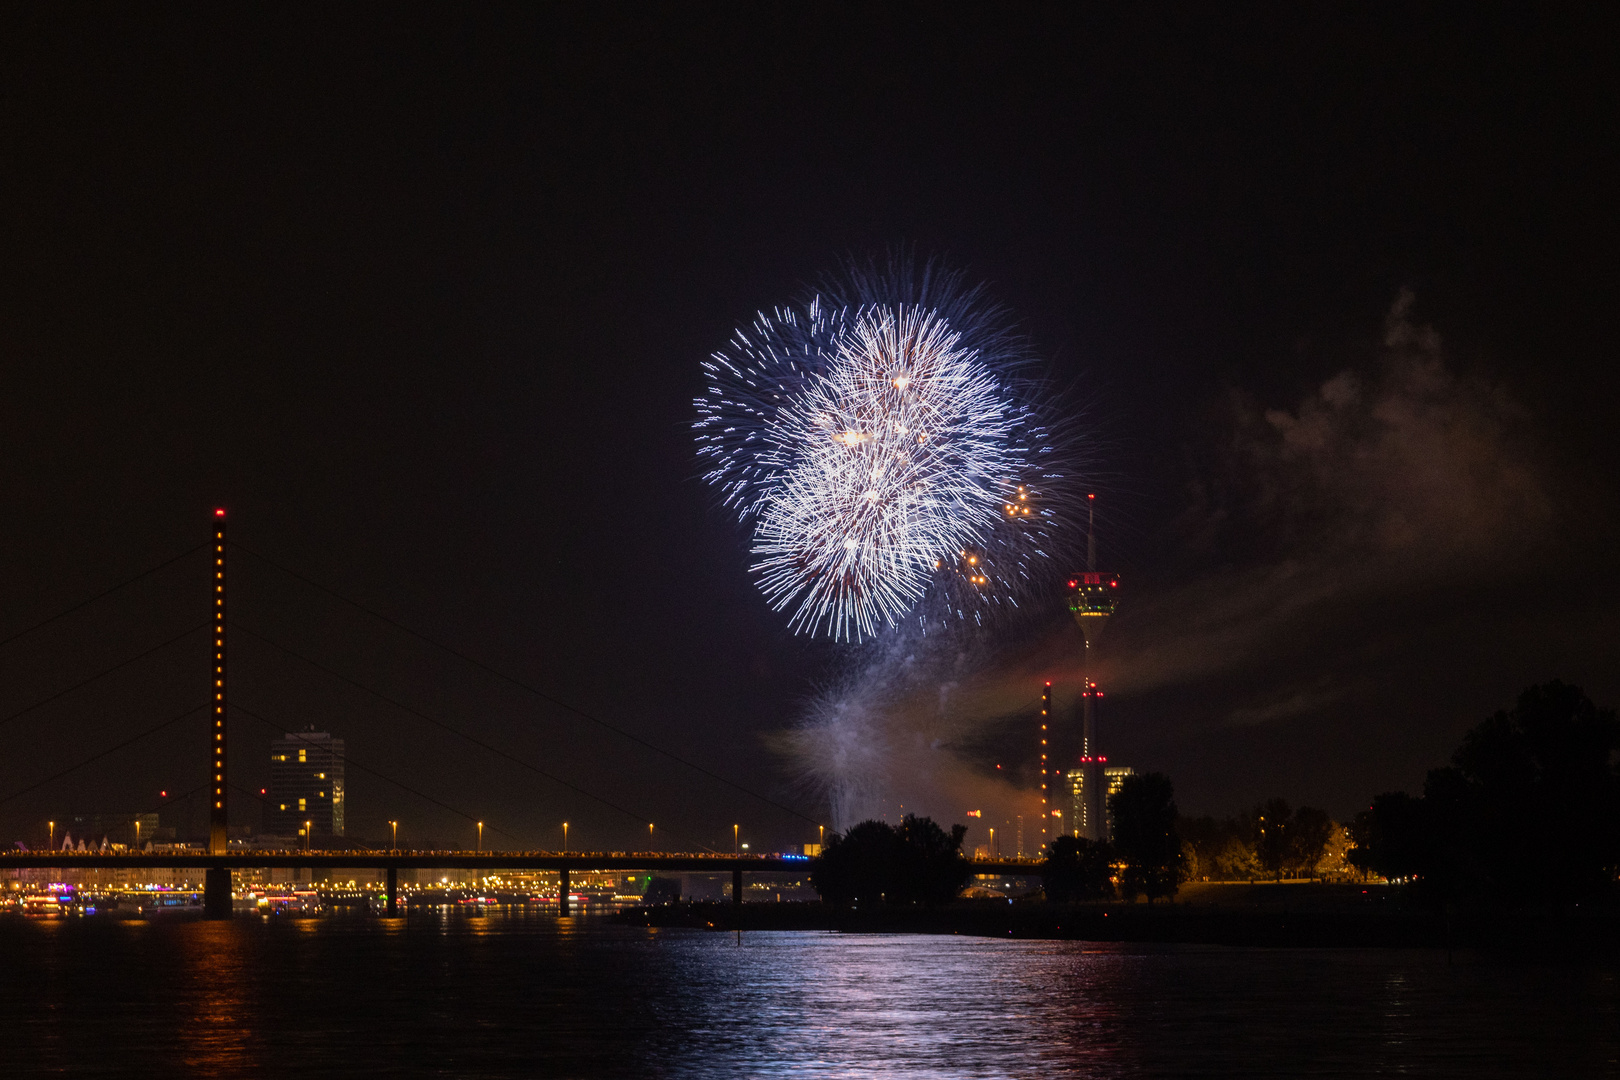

{"left": 989, "top": 827, "right": 996, "bottom": 858}
{"left": 48, "top": 821, "right": 54, "bottom": 851}
{"left": 477, "top": 821, "right": 483, "bottom": 853}
{"left": 134, "top": 819, "right": 141, "bottom": 851}
{"left": 305, "top": 821, "right": 312, "bottom": 852}
{"left": 818, "top": 824, "right": 825, "bottom": 850}
{"left": 562, "top": 821, "right": 568, "bottom": 853}
{"left": 648, "top": 823, "right": 654, "bottom": 850}
{"left": 390, "top": 820, "right": 398, "bottom": 853}
{"left": 733, "top": 823, "right": 739, "bottom": 854}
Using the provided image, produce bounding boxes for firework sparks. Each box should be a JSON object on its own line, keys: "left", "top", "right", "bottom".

{"left": 696, "top": 266, "right": 1075, "bottom": 640}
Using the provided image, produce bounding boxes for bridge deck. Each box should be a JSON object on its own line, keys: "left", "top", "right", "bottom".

{"left": 0, "top": 852, "right": 1043, "bottom": 874}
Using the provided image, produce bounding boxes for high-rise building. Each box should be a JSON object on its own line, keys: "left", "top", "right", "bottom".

{"left": 1066, "top": 764, "right": 1135, "bottom": 842}
{"left": 266, "top": 729, "right": 345, "bottom": 838}
{"left": 1066, "top": 767, "right": 1091, "bottom": 839}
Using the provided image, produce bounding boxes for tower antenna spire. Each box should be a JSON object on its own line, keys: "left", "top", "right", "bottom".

{"left": 1087, "top": 493, "right": 1096, "bottom": 573}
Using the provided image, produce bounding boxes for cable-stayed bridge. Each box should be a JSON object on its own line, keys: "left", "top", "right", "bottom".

{"left": 0, "top": 510, "right": 1038, "bottom": 915}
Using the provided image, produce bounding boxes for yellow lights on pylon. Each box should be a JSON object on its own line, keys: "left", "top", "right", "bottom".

{"left": 210, "top": 509, "right": 228, "bottom": 856}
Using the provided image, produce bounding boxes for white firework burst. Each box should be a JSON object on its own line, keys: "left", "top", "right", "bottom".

{"left": 695, "top": 265, "right": 1079, "bottom": 641}
{"left": 752, "top": 305, "right": 1020, "bottom": 639}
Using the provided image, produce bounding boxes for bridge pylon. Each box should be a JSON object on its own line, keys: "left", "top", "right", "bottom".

{"left": 205, "top": 508, "right": 232, "bottom": 917}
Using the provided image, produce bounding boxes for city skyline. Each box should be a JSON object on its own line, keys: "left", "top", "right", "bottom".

{"left": 1, "top": 7, "right": 1615, "bottom": 854}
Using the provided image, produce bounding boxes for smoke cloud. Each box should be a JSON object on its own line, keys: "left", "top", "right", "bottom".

{"left": 774, "top": 292, "right": 1562, "bottom": 829}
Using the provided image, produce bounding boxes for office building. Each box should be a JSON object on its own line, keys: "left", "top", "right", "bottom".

{"left": 266, "top": 728, "right": 345, "bottom": 838}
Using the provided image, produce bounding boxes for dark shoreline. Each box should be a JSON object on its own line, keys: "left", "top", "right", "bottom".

{"left": 616, "top": 890, "right": 1620, "bottom": 955}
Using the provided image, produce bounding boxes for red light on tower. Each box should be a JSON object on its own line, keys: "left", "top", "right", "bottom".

{"left": 214, "top": 508, "right": 225, "bottom": 517}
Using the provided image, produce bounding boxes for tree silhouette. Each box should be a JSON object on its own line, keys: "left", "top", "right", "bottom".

{"left": 810, "top": 814, "right": 971, "bottom": 907}
{"left": 1041, "top": 835, "right": 1116, "bottom": 901}
{"left": 1287, "top": 806, "right": 1334, "bottom": 876}
{"left": 1109, "top": 772, "right": 1184, "bottom": 901}
{"left": 1252, "top": 797, "right": 1293, "bottom": 876}
{"left": 1353, "top": 682, "right": 1620, "bottom": 906}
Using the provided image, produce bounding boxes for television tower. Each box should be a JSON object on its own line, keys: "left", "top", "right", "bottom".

{"left": 1067, "top": 494, "right": 1119, "bottom": 841}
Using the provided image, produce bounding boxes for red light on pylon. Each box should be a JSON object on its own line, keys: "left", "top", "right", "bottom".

{"left": 1088, "top": 493, "right": 1095, "bottom": 500}
{"left": 214, "top": 508, "right": 225, "bottom": 517}
{"left": 160, "top": 790, "right": 167, "bottom": 798}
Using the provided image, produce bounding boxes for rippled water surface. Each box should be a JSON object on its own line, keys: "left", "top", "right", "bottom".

{"left": 1, "top": 912, "right": 1616, "bottom": 1077}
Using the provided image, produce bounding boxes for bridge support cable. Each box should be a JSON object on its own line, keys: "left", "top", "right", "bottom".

{"left": 232, "top": 701, "right": 525, "bottom": 843}
{"left": 0, "top": 702, "right": 208, "bottom": 810}
{"left": 0, "top": 541, "right": 209, "bottom": 652}
{"left": 231, "top": 625, "right": 720, "bottom": 852}
{"left": 232, "top": 542, "right": 823, "bottom": 828}
{"left": 0, "top": 622, "right": 210, "bottom": 733}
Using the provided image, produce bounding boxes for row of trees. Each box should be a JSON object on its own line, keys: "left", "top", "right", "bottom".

{"left": 809, "top": 773, "right": 1193, "bottom": 908}
{"left": 1180, "top": 800, "right": 1346, "bottom": 882}
{"left": 1347, "top": 681, "right": 1620, "bottom": 907}
{"left": 809, "top": 683, "right": 1615, "bottom": 911}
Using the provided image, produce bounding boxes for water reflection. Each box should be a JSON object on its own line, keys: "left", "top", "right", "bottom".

{"left": 0, "top": 912, "right": 1613, "bottom": 1077}
{"left": 174, "top": 921, "right": 260, "bottom": 1075}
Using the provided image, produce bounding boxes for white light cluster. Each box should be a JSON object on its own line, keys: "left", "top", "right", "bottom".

{"left": 696, "top": 283, "right": 1068, "bottom": 641}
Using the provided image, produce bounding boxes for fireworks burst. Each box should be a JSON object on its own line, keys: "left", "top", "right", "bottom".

{"left": 696, "top": 263, "right": 1076, "bottom": 640}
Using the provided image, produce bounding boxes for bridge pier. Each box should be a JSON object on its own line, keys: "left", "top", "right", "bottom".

{"left": 732, "top": 867, "right": 742, "bottom": 906}
{"left": 385, "top": 866, "right": 398, "bottom": 916}
{"left": 205, "top": 866, "right": 232, "bottom": 918}
{"left": 558, "top": 868, "right": 569, "bottom": 915}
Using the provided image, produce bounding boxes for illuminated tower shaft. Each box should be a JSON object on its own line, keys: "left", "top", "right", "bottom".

{"left": 210, "top": 510, "right": 228, "bottom": 856}
{"left": 1067, "top": 495, "right": 1118, "bottom": 842}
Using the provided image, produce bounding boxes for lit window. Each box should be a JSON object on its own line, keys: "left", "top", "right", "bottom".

{"left": 298, "top": 749, "right": 307, "bottom": 762}
{"left": 298, "top": 799, "right": 306, "bottom": 811}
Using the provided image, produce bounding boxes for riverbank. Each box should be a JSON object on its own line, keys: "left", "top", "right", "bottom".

{"left": 617, "top": 882, "right": 1620, "bottom": 954}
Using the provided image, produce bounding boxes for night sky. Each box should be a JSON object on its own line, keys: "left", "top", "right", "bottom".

{"left": 2, "top": 7, "right": 1616, "bottom": 853}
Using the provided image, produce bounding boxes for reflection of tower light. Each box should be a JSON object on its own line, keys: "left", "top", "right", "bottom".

{"left": 1066, "top": 495, "right": 1120, "bottom": 841}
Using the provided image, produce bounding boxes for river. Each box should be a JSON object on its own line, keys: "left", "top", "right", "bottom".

{"left": 1, "top": 910, "right": 1614, "bottom": 1077}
